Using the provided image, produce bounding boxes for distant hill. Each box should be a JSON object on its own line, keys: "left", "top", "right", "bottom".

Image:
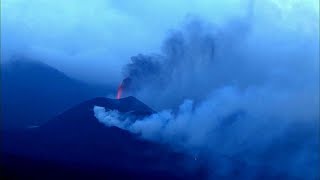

{"left": 1, "top": 59, "right": 113, "bottom": 130}
{"left": 2, "top": 96, "right": 206, "bottom": 179}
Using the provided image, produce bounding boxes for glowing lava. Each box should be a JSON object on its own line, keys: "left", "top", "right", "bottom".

{"left": 116, "top": 83, "right": 123, "bottom": 99}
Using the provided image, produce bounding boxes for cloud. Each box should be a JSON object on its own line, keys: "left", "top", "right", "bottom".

{"left": 1, "top": 0, "right": 161, "bottom": 84}
{"left": 3, "top": 0, "right": 317, "bottom": 85}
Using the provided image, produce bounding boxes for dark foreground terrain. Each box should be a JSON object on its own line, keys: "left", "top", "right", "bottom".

{"left": 1, "top": 96, "right": 207, "bottom": 179}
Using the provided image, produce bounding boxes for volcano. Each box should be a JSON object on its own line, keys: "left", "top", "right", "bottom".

{"left": 1, "top": 96, "right": 206, "bottom": 180}
{"left": 1, "top": 96, "right": 294, "bottom": 179}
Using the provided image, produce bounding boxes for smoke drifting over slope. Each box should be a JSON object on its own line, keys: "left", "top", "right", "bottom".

{"left": 95, "top": 86, "right": 318, "bottom": 178}
{"left": 95, "top": 0, "right": 319, "bottom": 179}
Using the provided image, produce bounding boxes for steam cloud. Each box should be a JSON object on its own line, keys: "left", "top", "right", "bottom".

{"left": 95, "top": 1, "right": 319, "bottom": 179}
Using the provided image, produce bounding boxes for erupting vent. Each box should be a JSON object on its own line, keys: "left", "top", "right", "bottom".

{"left": 116, "top": 82, "right": 123, "bottom": 99}
{"left": 115, "top": 78, "right": 133, "bottom": 99}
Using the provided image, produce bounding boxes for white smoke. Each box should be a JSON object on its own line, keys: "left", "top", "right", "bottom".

{"left": 94, "top": 85, "right": 319, "bottom": 179}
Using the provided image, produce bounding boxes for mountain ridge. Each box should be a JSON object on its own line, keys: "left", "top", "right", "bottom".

{"left": 1, "top": 58, "right": 112, "bottom": 130}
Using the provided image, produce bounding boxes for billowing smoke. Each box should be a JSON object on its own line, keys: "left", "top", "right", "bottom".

{"left": 95, "top": 0, "right": 319, "bottom": 179}
{"left": 122, "top": 15, "right": 319, "bottom": 110}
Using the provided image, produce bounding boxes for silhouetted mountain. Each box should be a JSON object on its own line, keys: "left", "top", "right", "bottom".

{"left": 2, "top": 96, "right": 296, "bottom": 179}
{"left": 2, "top": 96, "right": 206, "bottom": 179}
{"left": 1, "top": 59, "right": 113, "bottom": 130}
{"left": 42, "top": 96, "right": 155, "bottom": 130}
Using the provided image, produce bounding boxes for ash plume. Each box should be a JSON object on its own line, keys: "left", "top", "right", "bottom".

{"left": 97, "top": 1, "right": 319, "bottom": 179}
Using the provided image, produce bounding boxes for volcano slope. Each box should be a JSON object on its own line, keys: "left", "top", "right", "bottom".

{"left": 1, "top": 96, "right": 206, "bottom": 180}
{"left": 1, "top": 59, "right": 112, "bottom": 130}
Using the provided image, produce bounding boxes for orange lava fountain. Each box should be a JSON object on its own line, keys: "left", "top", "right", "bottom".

{"left": 116, "top": 82, "right": 123, "bottom": 99}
